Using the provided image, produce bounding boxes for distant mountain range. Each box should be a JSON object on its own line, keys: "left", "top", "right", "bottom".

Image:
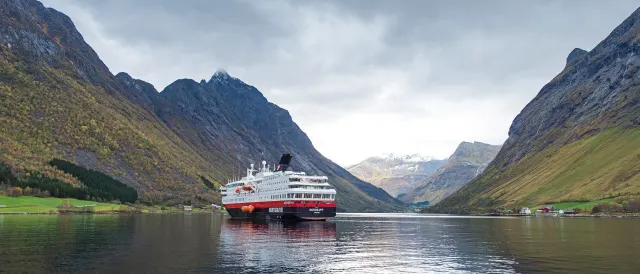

{"left": 430, "top": 7, "right": 640, "bottom": 214}
{"left": 398, "top": 142, "right": 501, "bottom": 205}
{"left": 347, "top": 154, "right": 446, "bottom": 197}
{"left": 348, "top": 142, "right": 501, "bottom": 206}
{"left": 0, "top": 0, "right": 403, "bottom": 212}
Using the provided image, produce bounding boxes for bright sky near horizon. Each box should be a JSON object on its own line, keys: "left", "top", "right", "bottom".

{"left": 41, "top": 0, "right": 639, "bottom": 166}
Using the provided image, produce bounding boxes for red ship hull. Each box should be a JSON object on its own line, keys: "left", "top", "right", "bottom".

{"left": 223, "top": 200, "right": 337, "bottom": 221}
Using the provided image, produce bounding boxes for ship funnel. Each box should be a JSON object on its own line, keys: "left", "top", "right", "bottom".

{"left": 275, "top": 153, "right": 293, "bottom": 171}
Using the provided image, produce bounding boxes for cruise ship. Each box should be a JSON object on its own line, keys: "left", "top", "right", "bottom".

{"left": 219, "top": 154, "right": 337, "bottom": 221}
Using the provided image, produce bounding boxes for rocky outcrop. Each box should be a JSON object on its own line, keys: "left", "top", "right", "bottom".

{"left": 566, "top": 48, "right": 588, "bottom": 66}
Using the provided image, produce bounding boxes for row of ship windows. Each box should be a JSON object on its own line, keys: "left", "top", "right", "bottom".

{"left": 271, "top": 193, "right": 334, "bottom": 199}
{"left": 260, "top": 180, "right": 286, "bottom": 186}
{"left": 260, "top": 178, "right": 329, "bottom": 184}
{"left": 289, "top": 185, "right": 333, "bottom": 190}
{"left": 289, "top": 178, "right": 328, "bottom": 183}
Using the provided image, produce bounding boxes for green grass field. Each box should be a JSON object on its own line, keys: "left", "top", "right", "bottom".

{"left": 520, "top": 198, "right": 616, "bottom": 212}
{"left": 0, "top": 195, "right": 225, "bottom": 214}
{"left": 0, "top": 195, "right": 125, "bottom": 213}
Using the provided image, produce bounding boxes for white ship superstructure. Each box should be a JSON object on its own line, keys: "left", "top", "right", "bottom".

{"left": 220, "top": 154, "right": 337, "bottom": 220}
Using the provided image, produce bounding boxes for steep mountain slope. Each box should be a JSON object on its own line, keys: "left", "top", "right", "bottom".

{"left": 0, "top": 0, "right": 220, "bottom": 204}
{"left": 0, "top": 0, "right": 403, "bottom": 212}
{"left": 399, "top": 142, "right": 501, "bottom": 205}
{"left": 431, "top": 7, "right": 640, "bottom": 214}
{"left": 347, "top": 154, "right": 445, "bottom": 197}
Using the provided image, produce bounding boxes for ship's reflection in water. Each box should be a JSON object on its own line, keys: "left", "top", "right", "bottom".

{"left": 217, "top": 219, "right": 338, "bottom": 273}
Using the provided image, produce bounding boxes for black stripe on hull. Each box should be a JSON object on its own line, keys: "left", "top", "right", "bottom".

{"left": 225, "top": 207, "right": 336, "bottom": 221}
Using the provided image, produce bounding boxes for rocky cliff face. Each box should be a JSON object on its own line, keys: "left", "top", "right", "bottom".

{"left": 0, "top": 0, "right": 403, "bottom": 212}
{"left": 431, "top": 7, "right": 640, "bottom": 214}
{"left": 398, "top": 142, "right": 501, "bottom": 205}
{"left": 347, "top": 154, "right": 445, "bottom": 197}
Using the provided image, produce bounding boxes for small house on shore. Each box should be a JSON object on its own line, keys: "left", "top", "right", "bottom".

{"left": 183, "top": 205, "right": 192, "bottom": 211}
{"left": 539, "top": 205, "right": 555, "bottom": 213}
{"left": 520, "top": 207, "right": 532, "bottom": 214}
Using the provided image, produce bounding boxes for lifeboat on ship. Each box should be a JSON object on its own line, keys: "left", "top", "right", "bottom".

{"left": 241, "top": 205, "right": 255, "bottom": 213}
{"left": 242, "top": 185, "right": 253, "bottom": 191}
{"left": 235, "top": 187, "right": 241, "bottom": 193}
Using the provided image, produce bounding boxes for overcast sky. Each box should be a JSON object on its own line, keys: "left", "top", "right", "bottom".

{"left": 41, "top": 0, "right": 639, "bottom": 166}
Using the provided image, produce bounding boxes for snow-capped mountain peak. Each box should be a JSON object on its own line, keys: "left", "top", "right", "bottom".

{"left": 378, "top": 153, "right": 438, "bottom": 162}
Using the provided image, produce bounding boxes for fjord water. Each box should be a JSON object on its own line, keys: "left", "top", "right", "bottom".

{"left": 0, "top": 214, "right": 638, "bottom": 273}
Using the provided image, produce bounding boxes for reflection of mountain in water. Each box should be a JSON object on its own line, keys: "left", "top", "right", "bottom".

{"left": 467, "top": 217, "right": 640, "bottom": 273}
{"left": 113, "top": 214, "right": 226, "bottom": 273}
{"left": 0, "top": 215, "right": 138, "bottom": 273}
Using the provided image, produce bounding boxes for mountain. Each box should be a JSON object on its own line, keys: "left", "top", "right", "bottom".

{"left": 0, "top": 0, "right": 403, "bottom": 212}
{"left": 430, "top": 7, "right": 640, "bottom": 214}
{"left": 347, "top": 154, "right": 445, "bottom": 197}
{"left": 398, "top": 142, "right": 501, "bottom": 205}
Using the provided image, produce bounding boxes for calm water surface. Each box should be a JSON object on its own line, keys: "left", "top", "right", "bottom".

{"left": 1, "top": 213, "right": 639, "bottom": 273}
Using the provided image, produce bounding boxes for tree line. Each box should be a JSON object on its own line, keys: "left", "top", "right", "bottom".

{"left": 0, "top": 160, "right": 138, "bottom": 203}
{"left": 49, "top": 159, "right": 138, "bottom": 203}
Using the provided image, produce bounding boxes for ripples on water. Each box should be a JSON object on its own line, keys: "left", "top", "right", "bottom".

{"left": 0, "top": 213, "right": 639, "bottom": 273}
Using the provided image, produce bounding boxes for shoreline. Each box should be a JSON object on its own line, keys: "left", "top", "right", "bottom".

{"left": 0, "top": 195, "right": 226, "bottom": 215}
{"left": 0, "top": 210, "right": 227, "bottom": 215}
{"left": 481, "top": 213, "right": 640, "bottom": 218}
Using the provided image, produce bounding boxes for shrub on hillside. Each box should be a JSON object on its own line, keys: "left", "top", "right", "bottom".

{"left": 7, "top": 186, "right": 23, "bottom": 197}
{"left": 592, "top": 202, "right": 623, "bottom": 213}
